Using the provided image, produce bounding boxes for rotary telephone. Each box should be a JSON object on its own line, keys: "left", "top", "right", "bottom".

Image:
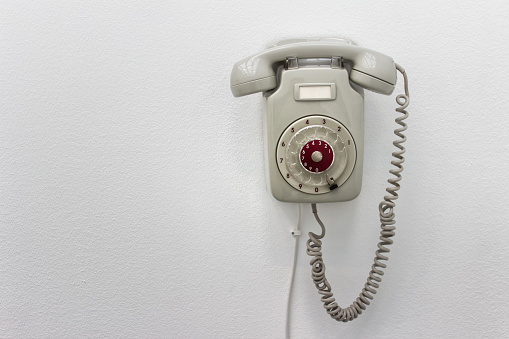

{"left": 230, "top": 38, "right": 410, "bottom": 325}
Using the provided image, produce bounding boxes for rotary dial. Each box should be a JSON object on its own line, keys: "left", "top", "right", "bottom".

{"left": 276, "top": 116, "right": 356, "bottom": 195}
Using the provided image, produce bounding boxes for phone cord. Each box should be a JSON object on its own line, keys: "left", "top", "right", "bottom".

{"left": 306, "top": 64, "right": 409, "bottom": 322}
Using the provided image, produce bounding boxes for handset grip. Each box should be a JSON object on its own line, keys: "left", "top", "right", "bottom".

{"left": 230, "top": 41, "right": 396, "bottom": 97}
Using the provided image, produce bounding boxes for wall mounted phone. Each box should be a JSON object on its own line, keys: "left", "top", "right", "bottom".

{"left": 230, "top": 38, "right": 410, "bottom": 325}
{"left": 231, "top": 38, "right": 401, "bottom": 203}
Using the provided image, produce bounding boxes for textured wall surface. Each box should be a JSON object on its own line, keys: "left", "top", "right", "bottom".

{"left": 1, "top": 1, "right": 508, "bottom": 338}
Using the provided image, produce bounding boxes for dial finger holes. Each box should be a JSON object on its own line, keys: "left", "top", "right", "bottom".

{"left": 316, "top": 127, "right": 328, "bottom": 139}
{"left": 276, "top": 116, "right": 356, "bottom": 195}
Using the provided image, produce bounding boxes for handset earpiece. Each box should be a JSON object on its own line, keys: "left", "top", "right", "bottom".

{"left": 230, "top": 40, "right": 397, "bottom": 97}
{"left": 230, "top": 55, "right": 278, "bottom": 97}
{"left": 349, "top": 58, "right": 396, "bottom": 95}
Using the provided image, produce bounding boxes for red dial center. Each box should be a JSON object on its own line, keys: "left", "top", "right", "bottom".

{"left": 300, "top": 139, "right": 334, "bottom": 173}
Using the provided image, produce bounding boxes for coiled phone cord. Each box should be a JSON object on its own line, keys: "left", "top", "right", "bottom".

{"left": 306, "top": 64, "right": 409, "bottom": 322}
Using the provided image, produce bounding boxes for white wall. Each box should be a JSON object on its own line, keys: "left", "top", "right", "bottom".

{"left": 1, "top": 1, "right": 508, "bottom": 338}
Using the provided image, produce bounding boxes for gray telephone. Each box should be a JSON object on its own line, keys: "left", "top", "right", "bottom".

{"left": 230, "top": 38, "right": 410, "bottom": 323}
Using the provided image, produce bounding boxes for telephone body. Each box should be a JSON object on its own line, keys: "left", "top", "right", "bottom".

{"left": 231, "top": 38, "right": 398, "bottom": 203}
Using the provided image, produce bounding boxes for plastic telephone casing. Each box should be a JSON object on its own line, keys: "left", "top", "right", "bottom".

{"left": 266, "top": 67, "right": 364, "bottom": 203}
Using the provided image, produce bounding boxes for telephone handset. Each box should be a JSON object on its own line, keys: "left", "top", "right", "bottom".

{"left": 230, "top": 38, "right": 410, "bottom": 323}
{"left": 231, "top": 38, "right": 396, "bottom": 97}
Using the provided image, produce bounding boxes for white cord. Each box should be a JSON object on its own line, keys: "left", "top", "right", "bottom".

{"left": 285, "top": 203, "right": 302, "bottom": 339}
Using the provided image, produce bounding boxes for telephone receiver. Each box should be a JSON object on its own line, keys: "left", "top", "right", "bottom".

{"left": 231, "top": 38, "right": 397, "bottom": 97}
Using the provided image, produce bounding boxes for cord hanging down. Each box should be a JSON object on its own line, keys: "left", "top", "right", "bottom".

{"left": 306, "top": 64, "right": 409, "bottom": 322}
